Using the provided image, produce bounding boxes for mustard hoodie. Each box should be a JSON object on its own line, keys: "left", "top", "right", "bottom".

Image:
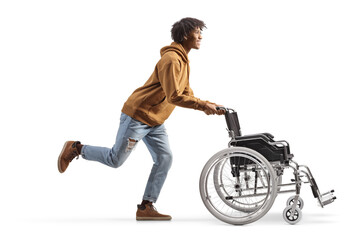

{"left": 122, "top": 42, "right": 208, "bottom": 126}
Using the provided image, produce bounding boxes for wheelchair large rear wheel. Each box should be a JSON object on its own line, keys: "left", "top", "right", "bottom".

{"left": 199, "top": 147, "right": 277, "bottom": 225}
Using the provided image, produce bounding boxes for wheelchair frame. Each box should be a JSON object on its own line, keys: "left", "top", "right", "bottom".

{"left": 199, "top": 107, "right": 336, "bottom": 225}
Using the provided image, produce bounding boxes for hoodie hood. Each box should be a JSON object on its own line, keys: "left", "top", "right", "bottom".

{"left": 160, "top": 42, "right": 189, "bottom": 63}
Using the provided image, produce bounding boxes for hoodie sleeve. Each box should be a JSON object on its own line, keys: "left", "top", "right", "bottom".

{"left": 158, "top": 59, "right": 207, "bottom": 111}
{"left": 184, "top": 85, "right": 216, "bottom": 105}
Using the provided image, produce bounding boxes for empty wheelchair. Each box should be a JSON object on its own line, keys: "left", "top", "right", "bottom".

{"left": 199, "top": 107, "right": 336, "bottom": 225}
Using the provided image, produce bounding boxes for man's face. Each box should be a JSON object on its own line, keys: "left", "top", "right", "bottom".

{"left": 183, "top": 27, "right": 202, "bottom": 50}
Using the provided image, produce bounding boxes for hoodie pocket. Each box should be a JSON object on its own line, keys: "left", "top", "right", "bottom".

{"left": 151, "top": 96, "right": 166, "bottom": 106}
{"left": 148, "top": 96, "right": 167, "bottom": 114}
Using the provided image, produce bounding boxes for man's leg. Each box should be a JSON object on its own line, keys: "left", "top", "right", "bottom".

{"left": 142, "top": 124, "right": 173, "bottom": 202}
{"left": 136, "top": 124, "right": 172, "bottom": 220}
{"left": 81, "top": 113, "right": 151, "bottom": 168}
{"left": 58, "top": 113, "right": 150, "bottom": 172}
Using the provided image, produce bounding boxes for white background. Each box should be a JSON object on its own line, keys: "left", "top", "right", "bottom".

{"left": 1, "top": 0, "right": 359, "bottom": 239}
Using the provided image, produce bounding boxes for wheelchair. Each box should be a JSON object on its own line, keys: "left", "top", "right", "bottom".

{"left": 199, "top": 107, "right": 336, "bottom": 225}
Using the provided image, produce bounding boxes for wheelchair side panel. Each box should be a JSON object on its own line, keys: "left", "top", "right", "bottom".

{"left": 231, "top": 137, "right": 290, "bottom": 165}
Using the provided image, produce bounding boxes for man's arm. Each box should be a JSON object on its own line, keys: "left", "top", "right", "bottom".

{"left": 158, "top": 60, "right": 205, "bottom": 110}
{"left": 158, "top": 59, "right": 224, "bottom": 115}
{"left": 183, "top": 85, "right": 224, "bottom": 115}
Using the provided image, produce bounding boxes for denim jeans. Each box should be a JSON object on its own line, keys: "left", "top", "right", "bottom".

{"left": 81, "top": 113, "right": 173, "bottom": 203}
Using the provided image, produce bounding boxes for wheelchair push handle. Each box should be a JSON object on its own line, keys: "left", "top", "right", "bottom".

{"left": 216, "top": 106, "right": 236, "bottom": 113}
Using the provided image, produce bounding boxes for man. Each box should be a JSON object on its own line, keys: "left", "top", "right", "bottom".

{"left": 58, "top": 17, "right": 224, "bottom": 220}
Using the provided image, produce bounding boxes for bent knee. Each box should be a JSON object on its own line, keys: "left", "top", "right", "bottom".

{"left": 111, "top": 161, "right": 122, "bottom": 168}
{"left": 157, "top": 152, "right": 173, "bottom": 169}
{"left": 109, "top": 152, "right": 125, "bottom": 168}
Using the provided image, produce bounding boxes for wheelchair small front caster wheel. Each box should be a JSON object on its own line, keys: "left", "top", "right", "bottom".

{"left": 283, "top": 206, "right": 302, "bottom": 224}
{"left": 286, "top": 196, "right": 304, "bottom": 210}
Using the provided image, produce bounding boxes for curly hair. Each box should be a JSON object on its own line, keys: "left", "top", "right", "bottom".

{"left": 171, "top": 17, "right": 206, "bottom": 43}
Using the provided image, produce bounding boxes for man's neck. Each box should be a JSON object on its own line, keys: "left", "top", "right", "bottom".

{"left": 181, "top": 43, "right": 191, "bottom": 54}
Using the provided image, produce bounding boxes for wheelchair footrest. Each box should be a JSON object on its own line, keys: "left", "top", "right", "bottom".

{"left": 319, "top": 190, "right": 336, "bottom": 207}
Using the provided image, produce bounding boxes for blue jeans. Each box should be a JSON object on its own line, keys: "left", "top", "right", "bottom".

{"left": 81, "top": 113, "right": 173, "bottom": 203}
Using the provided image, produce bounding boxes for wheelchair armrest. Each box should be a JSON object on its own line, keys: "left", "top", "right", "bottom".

{"left": 262, "top": 132, "right": 274, "bottom": 139}
{"left": 235, "top": 133, "right": 274, "bottom": 142}
{"left": 269, "top": 140, "right": 293, "bottom": 160}
{"left": 269, "top": 140, "right": 289, "bottom": 147}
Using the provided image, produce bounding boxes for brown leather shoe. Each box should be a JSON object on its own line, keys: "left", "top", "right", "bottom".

{"left": 58, "top": 141, "right": 81, "bottom": 173}
{"left": 136, "top": 202, "right": 172, "bottom": 221}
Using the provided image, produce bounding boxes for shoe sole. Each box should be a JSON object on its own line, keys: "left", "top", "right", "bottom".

{"left": 58, "top": 141, "right": 70, "bottom": 173}
{"left": 136, "top": 217, "right": 172, "bottom": 221}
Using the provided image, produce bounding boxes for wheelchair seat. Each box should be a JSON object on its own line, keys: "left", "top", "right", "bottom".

{"left": 231, "top": 133, "right": 293, "bottom": 165}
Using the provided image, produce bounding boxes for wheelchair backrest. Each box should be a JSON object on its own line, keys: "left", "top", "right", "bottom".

{"left": 225, "top": 110, "right": 242, "bottom": 137}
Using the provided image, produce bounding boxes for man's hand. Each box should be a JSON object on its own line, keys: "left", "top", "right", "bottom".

{"left": 204, "top": 103, "right": 225, "bottom": 115}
